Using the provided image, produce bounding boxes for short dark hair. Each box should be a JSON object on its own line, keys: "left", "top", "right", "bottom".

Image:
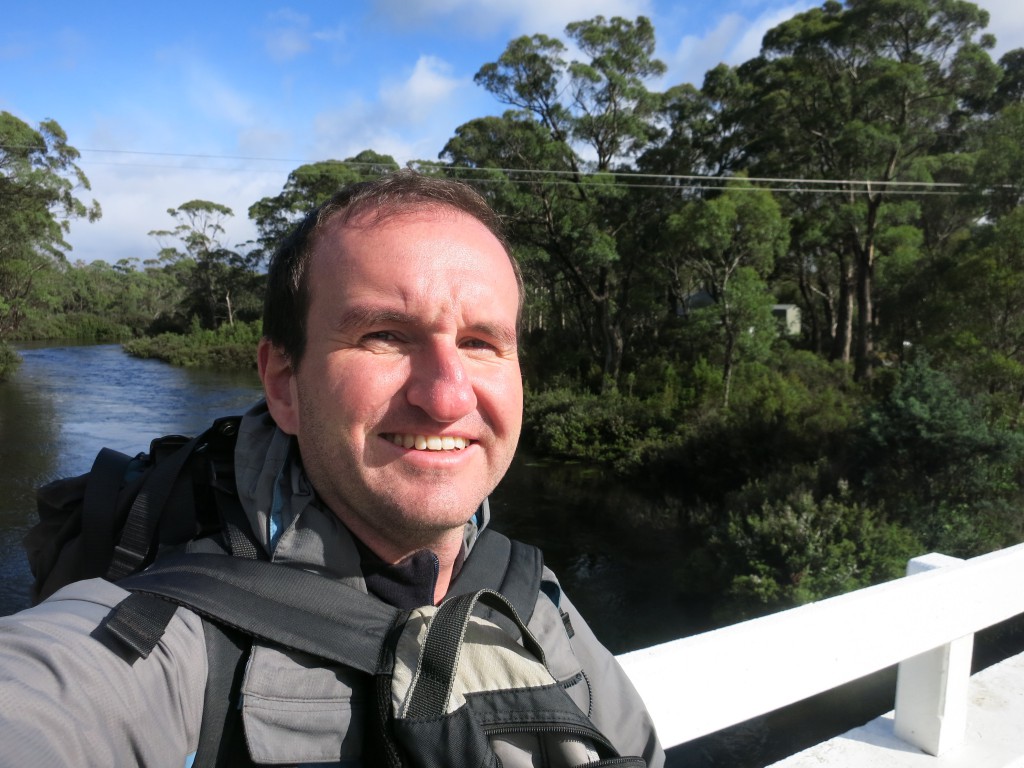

{"left": 262, "top": 169, "right": 523, "bottom": 368}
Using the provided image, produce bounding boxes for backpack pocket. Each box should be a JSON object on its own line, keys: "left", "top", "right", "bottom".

{"left": 381, "top": 589, "right": 646, "bottom": 768}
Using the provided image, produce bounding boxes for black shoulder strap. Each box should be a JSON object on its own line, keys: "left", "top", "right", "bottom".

{"left": 106, "top": 528, "right": 543, "bottom": 662}
{"left": 104, "top": 527, "right": 543, "bottom": 661}
{"left": 108, "top": 552, "right": 402, "bottom": 672}
{"left": 193, "top": 618, "right": 252, "bottom": 768}
{"left": 105, "top": 434, "right": 201, "bottom": 581}
{"left": 449, "top": 528, "right": 544, "bottom": 628}
{"left": 106, "top": 416, "right": 244, "bottom": 582}
{"left": 81, "top": 447, "right": 136, "bottom": 581}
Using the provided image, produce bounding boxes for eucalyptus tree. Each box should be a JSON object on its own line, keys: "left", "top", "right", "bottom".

{"left": 149, "top": 200, "right": 259, "bottom": 329}
{"left": 718, "top": 0, "right": 1000, "bottom": 378}
{"left": 450, "top": 16, "right": 667, "bottom": 390}
{"left": 0, "top": 112, "right": 100, "bottom": 340}
{"left": 668, "top": 181, "right": 789, "bottom": 407}
{"left": 248, "top": 151, "right": 400, "bottom": 261}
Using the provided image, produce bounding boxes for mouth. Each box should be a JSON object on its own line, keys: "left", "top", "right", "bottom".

{"left": 382, "top": 433, "right": 472, "bottom": 451}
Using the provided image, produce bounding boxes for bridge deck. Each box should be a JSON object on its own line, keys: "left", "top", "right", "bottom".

{"left": 768, "top": 650, "right": 1024, "bottom": 767}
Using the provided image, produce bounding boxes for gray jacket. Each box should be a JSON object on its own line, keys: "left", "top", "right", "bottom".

{"left": 0, "top": 403, "right": 664, "bottom": 767}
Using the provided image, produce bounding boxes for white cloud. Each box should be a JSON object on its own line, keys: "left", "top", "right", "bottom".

{"left": 261, "top": 9, "right": 313, "bottom": 61}
{"left": 667, "top": 14, "right": 746, "bottom": 88}
{"left": 185, "top": 65, "right": 257, "bottom": 128}
{"left": 65, "top": 161, "right": 285, "bottom": 265}
{"left": 265, "top": 28, "right": 312, "bottom": 61}
{"left": 310, "top": 54, "right": 483, "bottom": 165}
{"left": 379, "top": 55, "right": 464, "bottom": 123}
{"left": 259, "top": 9, "right": 348, "bottom": 63}
{"left": 662, "top": 1, "right": 815, "bottom": 88}
{"left": 982, "top": 0, "right": 1024, "bottom": 55}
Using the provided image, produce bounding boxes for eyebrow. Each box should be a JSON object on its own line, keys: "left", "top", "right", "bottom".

{"left": 334, "top": 306, "right": 518, "bottom": 349}
{"left": 334, "top": 306, "right": 413, "bottom": 334}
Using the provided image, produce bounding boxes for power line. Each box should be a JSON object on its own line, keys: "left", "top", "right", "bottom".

{"left": 2, "top": 142, "right": 995, "bottom": 197}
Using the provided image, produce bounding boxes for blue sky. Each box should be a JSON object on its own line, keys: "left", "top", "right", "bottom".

{"left": 3, "top": 0, "right": 1022, "bottom": 265}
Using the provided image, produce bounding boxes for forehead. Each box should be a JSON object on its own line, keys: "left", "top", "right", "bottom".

{"left": 307, "top": 207, "right": 518, "bottom": 314}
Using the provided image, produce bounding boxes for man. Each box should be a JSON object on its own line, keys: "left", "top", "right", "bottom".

{"left": 0, "top": 171, "right": 664, "bottom": 766}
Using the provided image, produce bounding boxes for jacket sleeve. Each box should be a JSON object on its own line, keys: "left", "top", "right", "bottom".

{"left": 531, "top": 570, "right": 666, "bottom": 768}
{"left": 0, "top": 578, "right": 207, "bottom": 768}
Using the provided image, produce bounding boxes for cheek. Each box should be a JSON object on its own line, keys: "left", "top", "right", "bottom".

{"left": 479, "top": 369, "right": 524, "bottom": 433}
{"left": 317, "top": 356, "right": 411, "bottom": 420}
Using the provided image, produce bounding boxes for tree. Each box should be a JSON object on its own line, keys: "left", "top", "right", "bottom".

{"left": 856, "top": 354, "right": 1024, "bottom": 553}
{"left": 0, "top": 112, "right": 100, "bottom": 340}
{"left": 669, "top": 182, "right": 789, "bottom": 406}
{"left": 454, "top": 16, "right": 667, "bottom": 389}
{"left": 721, "top": 0, "right": 1000, "bottom": 378}
{"left": 149, "top": 200, "right": 258, "bottom": 330}
{"left": 248, "top": 151, "right": 399, "bottom": 260}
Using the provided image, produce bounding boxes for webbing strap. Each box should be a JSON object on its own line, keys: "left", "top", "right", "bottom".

{"left": 405, "top": 589, "right": 546, "bottom": 719}
{"left": 82, "top": 448, "right": 134, "bottom": 580}
{"left": 194, "top": 619, "right": 251, "bottom": 768}
{"left": 101, "top": 592, "right": 181, "bottom": 659}
{"left": 121, "top": 552, "right": 401, "bottom": 673}
{"left": 449, "top": 529, "right": 543, "bottom": 634}
{"left": 106, "top": 435, "right": 202, "bottom": 581}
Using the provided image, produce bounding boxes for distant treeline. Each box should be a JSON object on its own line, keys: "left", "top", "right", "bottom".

{"left": 5, "top": 0, "right": 1024, "bottom": 617}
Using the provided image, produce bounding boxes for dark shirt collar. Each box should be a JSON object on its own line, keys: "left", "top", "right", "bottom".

{"left": 355, "top": 539, "right": 440, "bottom": 609}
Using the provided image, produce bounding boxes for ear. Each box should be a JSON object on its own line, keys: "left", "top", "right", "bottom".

{"left": 258, "top": 338, "right": 300, "bottom": 435}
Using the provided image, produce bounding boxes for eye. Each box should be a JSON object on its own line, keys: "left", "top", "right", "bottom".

{"left": 359, "top": 330, "right": 406, "bottom": 350}
{"left": 460, "top": 337, "right": 496, "bottom": 351}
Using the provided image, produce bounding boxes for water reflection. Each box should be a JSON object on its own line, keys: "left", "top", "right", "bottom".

{"left": 0, "top": 344, "right": 262, "bottom": 615}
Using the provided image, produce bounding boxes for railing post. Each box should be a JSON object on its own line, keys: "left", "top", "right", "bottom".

{"left": 893, "top": 553, "right": 973, "bottom": 756}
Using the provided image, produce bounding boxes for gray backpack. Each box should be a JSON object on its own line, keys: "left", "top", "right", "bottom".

{"left": 103, "top": 550, "right": 645, "bottom": 767}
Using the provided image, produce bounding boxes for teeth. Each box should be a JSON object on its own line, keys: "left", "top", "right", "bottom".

{"left": 389, "top": 434, "right": 468, "bottom": 451}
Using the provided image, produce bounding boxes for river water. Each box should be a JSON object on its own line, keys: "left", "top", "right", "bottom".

{"left": 4, "top": 343, "right": 1018, "bottom": 767}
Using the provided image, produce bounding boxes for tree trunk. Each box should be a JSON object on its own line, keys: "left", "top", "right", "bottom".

{"left": 831, "top": 248, "right": 854, "bottom": 364}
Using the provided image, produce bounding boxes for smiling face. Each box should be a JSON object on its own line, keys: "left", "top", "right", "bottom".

{"left": 259, "top": 206, "right": 523, "bottom": 562}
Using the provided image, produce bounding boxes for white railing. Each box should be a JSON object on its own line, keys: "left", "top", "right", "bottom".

{"left": 615, "top": 542, "right": 1024, "bottom": 757}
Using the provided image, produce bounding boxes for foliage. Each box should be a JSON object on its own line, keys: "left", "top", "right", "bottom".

{"left": 0, "top": 112, "right": 100, "bottom": 339}
{"left": 0, "top": 340, "right": 21, "bottom": 381}
{"left": 122, "top": 319, "right": 262, "bottom": 369}
{"left": 523, "top": 387, "right": 683, "bottom": 475}
{"left": 149, "top": 200, "right": 262, "bottom": 331}
{"left": 248, "top": 152, "right": 400, "bottom": 259}
{"left": 717, "top": 476, "right": 920, "bottom": 616}
{"left": 458, "top": 15, "right": 669, "bottom": 389}
{"left": 853, "top": 354, "right": 1024, "bottom": 554}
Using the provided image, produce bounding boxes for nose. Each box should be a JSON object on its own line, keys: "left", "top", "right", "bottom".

{"left": 405, "top": 342, "right": 477, "bottom": 422}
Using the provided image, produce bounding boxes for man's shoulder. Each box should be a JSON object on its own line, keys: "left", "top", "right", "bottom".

{"left": 5, "top": 577, "right": 207, "bottom": 653}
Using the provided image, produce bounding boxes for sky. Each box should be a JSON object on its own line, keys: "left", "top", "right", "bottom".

{"left": 3, "top": 0, "right": 1023, "bottom": 266}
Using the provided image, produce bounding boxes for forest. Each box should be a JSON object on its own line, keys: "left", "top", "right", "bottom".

{"left": 4, "top": 0, "right": 1024, "bottom": 619}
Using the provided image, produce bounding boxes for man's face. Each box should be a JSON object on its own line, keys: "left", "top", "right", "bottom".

{"left": 260, "top": 207, "right": 523, "bottom": 558}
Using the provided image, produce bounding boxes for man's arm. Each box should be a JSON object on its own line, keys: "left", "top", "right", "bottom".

{"left": 0, "top": 579, "right": 207, "bottom": 768}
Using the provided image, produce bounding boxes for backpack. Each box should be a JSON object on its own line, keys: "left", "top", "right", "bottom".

{"left": 24, "top": 418, "right": 647, "bottom": 768}
{"left": 24, "top": 415, "right": 249, "bottom": 605}
{"left": 112, "top": 553, "right": 645, "bottom": 768}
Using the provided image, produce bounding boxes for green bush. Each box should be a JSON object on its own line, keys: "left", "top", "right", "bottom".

{"left": 123, "top": 319, "right": 261, "bottom": 369}
{"left": 714, "top": 469, "right": 920, "bottom": 617}
{"left": 0, "top": 341, "right": 21, "bottom": 381}
{"left": 855, "top": 355, "right": 1024, "bottom": 555}
{"left": 522, "top": 387, "right": 683, "bottom": 475}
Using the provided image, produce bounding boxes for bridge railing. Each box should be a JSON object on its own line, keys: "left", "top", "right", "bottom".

{"left": 615, "top": 542, "right": 1024, "bottom": 757}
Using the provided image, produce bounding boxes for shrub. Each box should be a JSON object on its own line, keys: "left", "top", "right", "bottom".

{"left": 0, "top": 341, "right": 21, "bottom": 381}
{"left": 123, "top": 319, "right": 261, "bottom": 369}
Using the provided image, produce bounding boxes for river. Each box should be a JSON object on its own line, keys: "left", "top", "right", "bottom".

{"left": 3, "top": 343, "right": 1019, "bottom": 767}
